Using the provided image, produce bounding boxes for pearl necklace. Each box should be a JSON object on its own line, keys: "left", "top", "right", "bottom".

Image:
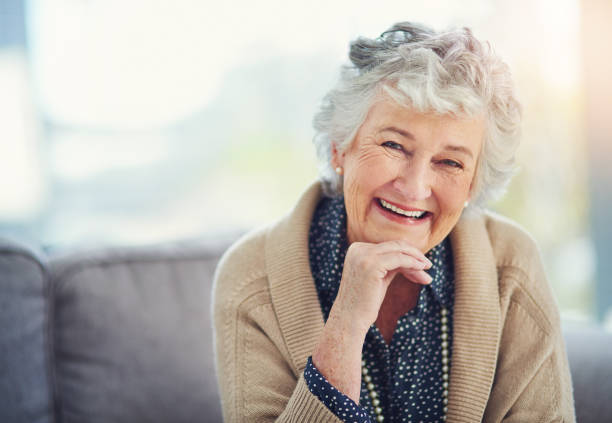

{"left": 361, "top": 306, "right": 450, "bottom": 422}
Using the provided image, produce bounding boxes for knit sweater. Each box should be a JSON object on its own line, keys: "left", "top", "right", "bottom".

{"left": 212, "top": 182, "right": 576, "bottom": 423}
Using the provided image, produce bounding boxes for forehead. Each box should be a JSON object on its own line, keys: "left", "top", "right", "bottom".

{"left": 356, "top": 97, "right": 485, "bottom": 157}
{"left": 358, "top": 98, "right": 486, "bottom": 150}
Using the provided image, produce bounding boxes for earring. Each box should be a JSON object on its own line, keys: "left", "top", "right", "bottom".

{"left": 335, "top": 167, "right": 343, "bottom": 175}
{"left": 464, "top": 200, "right": 469, "bottom": 208}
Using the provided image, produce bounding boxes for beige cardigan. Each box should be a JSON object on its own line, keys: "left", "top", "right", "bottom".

{"left": 212, "top": 182, "right": 575, "bottom": 422}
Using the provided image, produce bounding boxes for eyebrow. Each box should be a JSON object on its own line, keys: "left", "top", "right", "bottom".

{"left": 380, "top": 126, "right": 475, "bottom": 159}
{"left": 380, "top": 126, "right": 415, "bottom": 139}
{"left": 443, "top": 144, "right": 474, "bottom": 159}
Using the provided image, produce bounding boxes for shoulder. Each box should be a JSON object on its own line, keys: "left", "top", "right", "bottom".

{"left": 216, "top": 226, "right": 269, "bottom": 287}
{"left": 480, "top": 211, "right": 541, "bottom": 268}
{"left": 480, "top": 211, "right": 561, "bottom": 335}
{"left": 212, "top": 225, "right": 271, "bottom": 317}
{"left": 212, "top": 180, "right": 323, "bottom": 317}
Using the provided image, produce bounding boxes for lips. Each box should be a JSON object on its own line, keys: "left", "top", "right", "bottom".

{"left": 377, "top": 198, "right": 430, "bottom": 220}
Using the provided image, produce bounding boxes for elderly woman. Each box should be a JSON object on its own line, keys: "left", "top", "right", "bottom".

{"left": 212, "top": 22, "right": 575, "bottom": 422}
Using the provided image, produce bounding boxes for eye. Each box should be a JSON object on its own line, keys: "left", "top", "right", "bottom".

{"left": 439, "top": 159, "right": 464, "bottom": 169}
{"left": 381, "top": 141, "right": 404, "bottom": 151}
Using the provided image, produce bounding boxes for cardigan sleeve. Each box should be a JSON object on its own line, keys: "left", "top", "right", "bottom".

{"left": 482, "top": 264, "right": 576, "bottom": 423}
{"left": 477, "top": 214, "right": 576, "bottom": 422}
{"left": 212, "top": 262, "right": 344, "bottom": 422}
{"left": 499, "top": 334, "right": 575, "bottom": 423}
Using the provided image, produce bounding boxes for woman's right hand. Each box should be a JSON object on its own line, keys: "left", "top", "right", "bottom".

{"left": 330, "top": 239, "right": 433, "bottom": 336}
{"left": 311, "top": 239, "right": 432, "bottom": 402}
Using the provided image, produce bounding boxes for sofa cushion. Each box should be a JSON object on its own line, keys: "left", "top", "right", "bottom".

{"left": 0, "top": 238, "right": 53, "bottom": 423}
{"left": 49, "top": 239, "right": 231, "bottom": 423}
{"left": 564, "top": 325, "right": 612, "bottom": 423}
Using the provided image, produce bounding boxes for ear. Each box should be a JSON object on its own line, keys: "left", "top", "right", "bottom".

{"left": 467, "top": 167, "right": 480, "bottom": 203}
{"left": 331, "top": 143, "right": 345, "bottom": 169}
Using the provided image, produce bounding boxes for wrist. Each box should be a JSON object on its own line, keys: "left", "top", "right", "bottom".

{"left": 312, "top": 312, "right": 366, "bottom": 403}
{"left": 327, "top": 304, "right": 371, "bottom": 339}
{"left": 312, "top": 307, "right": 368, "bottom": 371}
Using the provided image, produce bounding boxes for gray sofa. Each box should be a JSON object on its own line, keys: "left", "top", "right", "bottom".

{"left": 1, "top": 236, "right": 611, "bottom": 423}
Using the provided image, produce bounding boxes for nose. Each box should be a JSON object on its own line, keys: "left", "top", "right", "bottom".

{"left": 391, "top": 158, "right": 432, "bottom": 201}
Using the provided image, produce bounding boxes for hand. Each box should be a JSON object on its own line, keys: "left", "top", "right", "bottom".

{"left": 311, "top": 239, "right": 432, "bottom": 402}
{"left": 330, "top": 239, "right": 432, "bottom": 336}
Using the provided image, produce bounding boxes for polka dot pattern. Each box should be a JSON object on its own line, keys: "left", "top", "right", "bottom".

{"left": 305, "top": 196, "right": 455, "bottom": 422}
{"left": 305, "top": 357, "right": 371, "bottom": 422}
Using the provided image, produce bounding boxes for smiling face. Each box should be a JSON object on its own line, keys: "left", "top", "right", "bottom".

{"left": 333, "top": 98, "right": 485, "bottom": 253}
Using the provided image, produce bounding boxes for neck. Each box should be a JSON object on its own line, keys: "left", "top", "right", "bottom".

{"left": 375, "top": 275, "right": 422, "bottom": 344}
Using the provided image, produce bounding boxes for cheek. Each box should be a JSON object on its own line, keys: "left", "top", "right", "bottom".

{"left": 436, "top": 174, "right": 472, "bottom": 214}
{"left": 343, "top": 149, "right": 396, "bottom": 218}
{"left": 346, "top": 150, "right": 401, "bottom": 187}
{"left": 343, "top": 180, "right": 363, "bottom": 216}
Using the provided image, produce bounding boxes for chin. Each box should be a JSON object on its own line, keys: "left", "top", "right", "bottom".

{"left": 366, "top": 229, "right": 431, "bottom": 252}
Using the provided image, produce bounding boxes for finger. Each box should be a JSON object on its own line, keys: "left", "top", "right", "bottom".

{"left": 388, "top": 241, "right": 431, "bottom": 267}
{"left": 376, "top": 252, "right": 433, "bottom": 285}
{"left": 376, "top": 251, "right": 430, "bottom": 275}
{"left": 382, "top": 266, "right": 432, "bottom": 285}
{"left": 399, "top": 268, "right": 433, "bottom": 285}
{"left": 367, "top": 240, "right": 432, "bottom": 267}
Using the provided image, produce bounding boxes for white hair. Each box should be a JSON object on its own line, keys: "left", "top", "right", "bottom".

{"left": 312, "top": 22, "right": 522, "bottom": 208}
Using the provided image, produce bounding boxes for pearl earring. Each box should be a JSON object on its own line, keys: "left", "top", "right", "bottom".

{"left": 464, "top": 200, "right": 470, "bottom": 208}
{"left": 335, "top": 167, "right": 343, "bottom": 175}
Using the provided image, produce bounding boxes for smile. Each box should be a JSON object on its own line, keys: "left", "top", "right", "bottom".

{"left": 377, "top": 198, "right": 429, "bottom": 219}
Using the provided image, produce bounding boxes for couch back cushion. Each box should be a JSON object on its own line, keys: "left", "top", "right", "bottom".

{"left": 49, "top": 240, "right": 230, "bottom": 423}
{"left": 564, "top": 325, "right": 612, "bottom": 423}
{"left": 0, "top": 239, "right": 53, "bottom": 423}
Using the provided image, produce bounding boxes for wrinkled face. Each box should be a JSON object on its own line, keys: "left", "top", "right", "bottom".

{"left": 333, "top": 98, "right": 484, "bottom": 253}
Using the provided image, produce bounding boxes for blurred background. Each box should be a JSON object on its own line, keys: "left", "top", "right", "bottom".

{"left": 0, "top": 0, "right": 610, "bottom": 329}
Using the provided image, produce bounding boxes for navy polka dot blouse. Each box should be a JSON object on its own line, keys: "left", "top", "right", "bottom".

{"left": 304, "top": 196, "right": 455, "bottom": 423}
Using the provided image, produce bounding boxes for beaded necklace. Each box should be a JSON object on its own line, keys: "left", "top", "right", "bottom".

{"left": 362, "top": 306, "right": 450, "bottom": 422}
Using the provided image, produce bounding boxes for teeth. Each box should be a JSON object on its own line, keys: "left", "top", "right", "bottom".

{"left": 380, "top": 199, "right": 426, "bottom": 218}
